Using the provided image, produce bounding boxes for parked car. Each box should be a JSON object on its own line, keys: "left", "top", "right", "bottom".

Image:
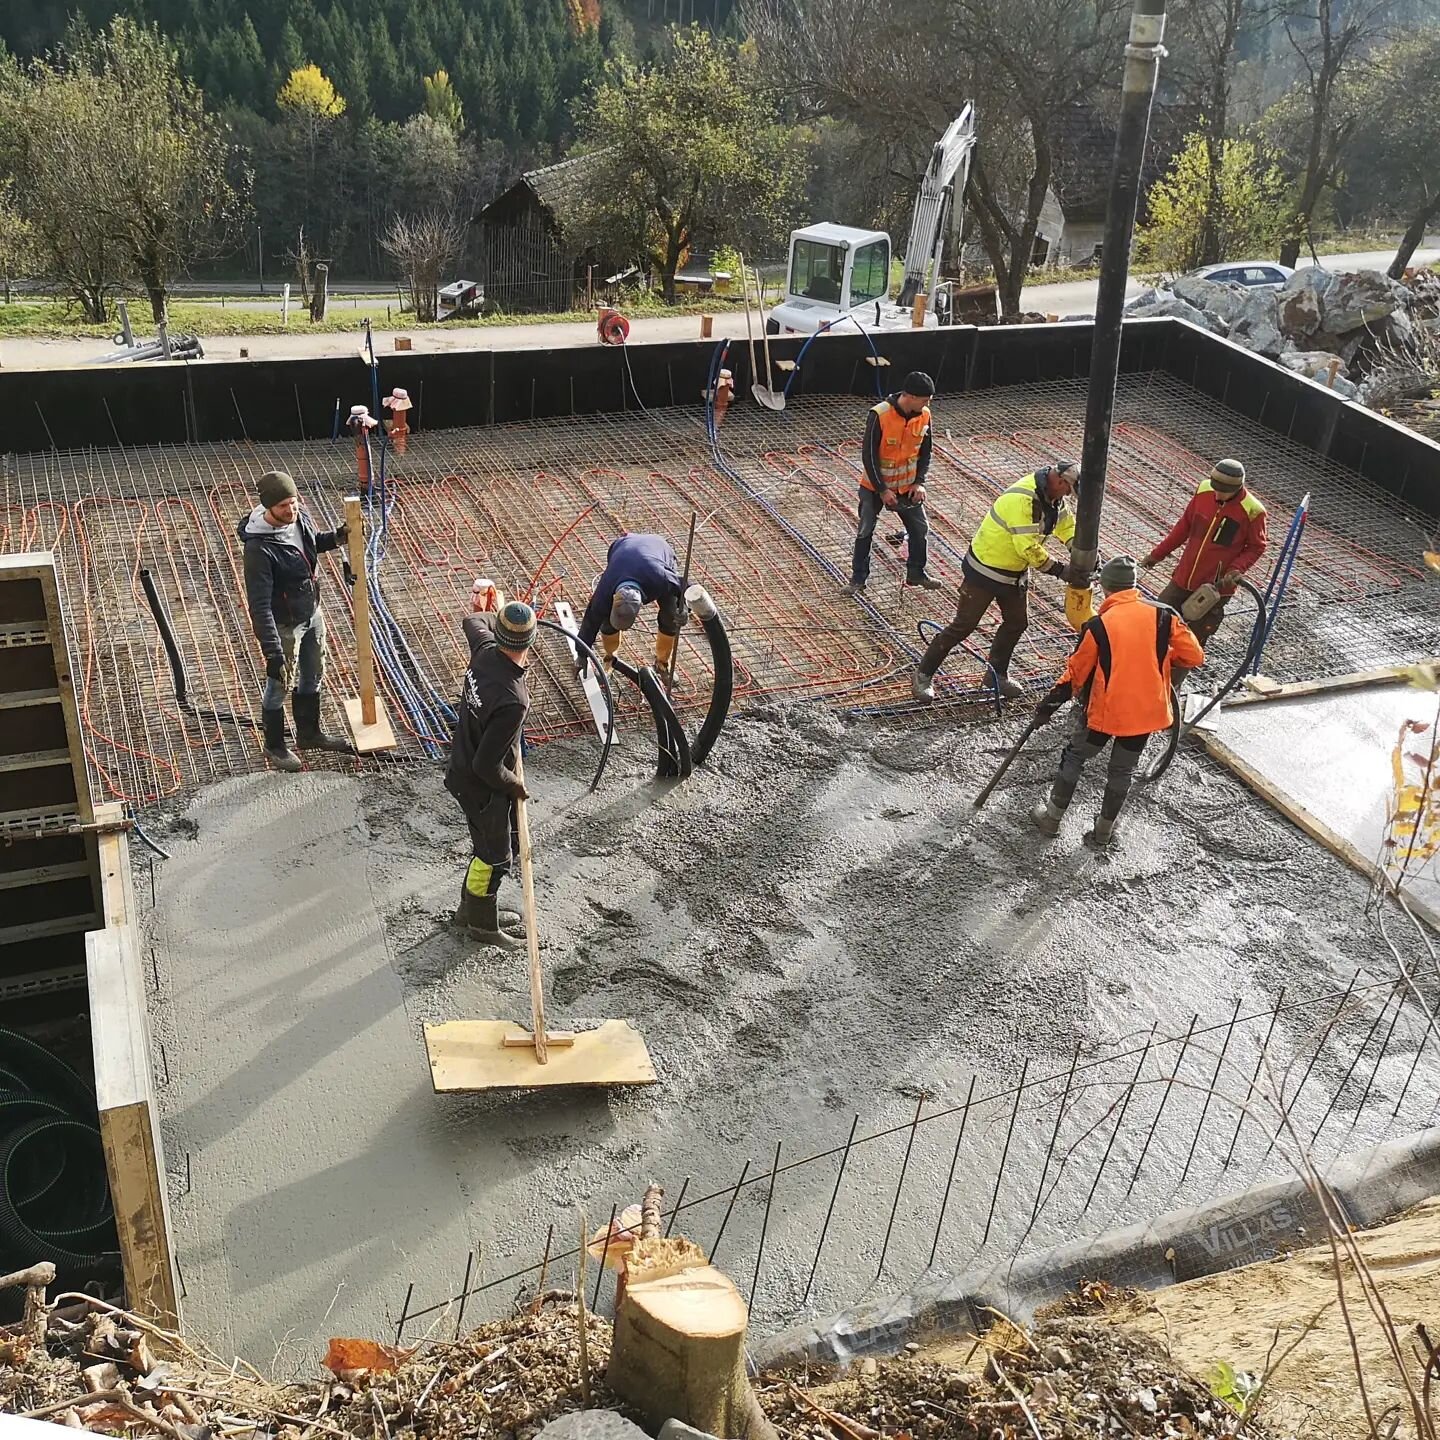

{"left": 1182, "top": 261, "right": 1295, "bottom": 290}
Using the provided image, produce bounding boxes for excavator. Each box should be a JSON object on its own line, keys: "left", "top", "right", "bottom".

{"left": 767, "top": 104, "right": 978, "bottom": 335}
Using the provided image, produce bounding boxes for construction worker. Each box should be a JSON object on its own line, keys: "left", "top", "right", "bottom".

{"left": 238, "top": 470, "right": 349, "bottom": 772}
{"left": 1030, "top": 555, "right": 1205, "bottom": 846}
{"left": 1141, "top": 458, "right": 1267, "bottom": 677}
{"left": 845, "top": 370, "right": 943, "bottom": 594}
{"left": 445, "top": 598, "right": 538, "bottom": 949}
{"left": 577, "top": 532, "right": 688, "bottom": 677}
{"left": 911, "top": 460, "right": 1080, "bottom": 702}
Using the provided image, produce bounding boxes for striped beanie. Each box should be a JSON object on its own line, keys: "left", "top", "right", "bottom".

{"left": 495, "top": 600, "right": 537, "bottom": 650}
{"left": 1210, "top": 458, "right": 1246, "bottom": 491}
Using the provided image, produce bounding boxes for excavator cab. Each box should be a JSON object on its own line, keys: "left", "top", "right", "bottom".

{"left": 768, "top": 224, "right": 892, "bottom": 334}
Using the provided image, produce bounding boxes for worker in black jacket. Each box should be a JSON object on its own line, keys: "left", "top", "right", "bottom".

{"left": 444, "top": 598, "right": 537, "bottom": 948}
{"left": 238, "top": 470, "right": 348, "bottom": 772}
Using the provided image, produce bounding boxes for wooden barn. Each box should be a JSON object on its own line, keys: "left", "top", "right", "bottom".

{"left": 472, "top": 153, "right": 607, "bottom": 313}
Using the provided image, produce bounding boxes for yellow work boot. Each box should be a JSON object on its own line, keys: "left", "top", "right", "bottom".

{"left": 654, "top": 631, "right": 678, "bottom": 672}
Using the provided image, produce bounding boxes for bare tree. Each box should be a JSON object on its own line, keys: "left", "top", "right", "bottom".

{"left": 1165, "top": 0, "right": 1273, "bottom": 265}
{"left": 381, "top": 210, "right": 466, "bottom": 323}
{"left": 746, "top": 0, "right": 1131, "bottom": 317}
{"left": 1267, "top": 0, "right": 1392, "bottom": 267}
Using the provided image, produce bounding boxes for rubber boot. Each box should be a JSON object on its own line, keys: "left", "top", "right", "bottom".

{"left": 992, "top": 674, "right": 1024, "bottom": 700}
{"left": 465, "top": 892, "right": 525, "bottom": 949}
{"left": 911, "top": 667, "right": 936, "bottom": 703}
{"left": 1030, "top": 795, "right": 1066, "bottom": 837}
{"left": 842, "top": 579, "right": 867, "bottom": 597}
{"left": 655, "top": 630, "right": 678, "bottom": 687}
{"left": 1085, "top": 813, "right": 1119, "bottom": 849}
{"left": 987, "top": 629, "right": 1025, "bottom": 700}
{"left": 452, "top": 882, "right": 522, "bottom": 933}
{"left": 908, "top": 572, "right": 945, "bottom": 590}
{"left": 292, "top": 691, "right": 350, "bottom": 752}
{"left": 262, "top": 707, "right": 302, "bottom": 772}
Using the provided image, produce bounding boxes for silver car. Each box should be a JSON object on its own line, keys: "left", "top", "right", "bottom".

{"left": 1183, "top": 261, "right": 1296, "bottom": 290}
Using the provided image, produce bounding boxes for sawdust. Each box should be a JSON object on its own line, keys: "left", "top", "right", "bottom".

{"left": 1116, "top": 1195, "right": 1440, "bottom": 1439}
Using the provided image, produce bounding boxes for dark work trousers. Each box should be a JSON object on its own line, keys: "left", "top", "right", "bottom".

{"left": 1052, "top": 719, "right": 1150, "bottom": 821}
{"left": 1156, "top": 580, "right": 1226, "bottom": 678}
{"left": 917, "top": 573, "right": 1029, "bottom": 680}
{"left": 852, "top": 486, "right": 929, "bottom": 585}
{"left": 464, "top": 792, "right": 519, "bottom": 898}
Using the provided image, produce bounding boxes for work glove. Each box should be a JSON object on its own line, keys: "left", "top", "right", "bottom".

{"left": 1045, "top": 559, "right": 1067, "bottom": 579}
{"left": 675, "top": 596, "right": 691, "bottom": 629}
{"left": 333, "top": 520, "right": 350, "bottom": 544}
{"left": 265, "top": 654, "right": 286, "bottom": 682}
{"left": 1219, "top": 569, "right": 1243, "bottom": 588}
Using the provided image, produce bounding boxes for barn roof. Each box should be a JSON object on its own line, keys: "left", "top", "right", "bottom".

{"left": 1050, "top": 102, "right": 1202, "bottom": 223}
{"left": 473, "top": 151, "right": 610, "bottom": 231}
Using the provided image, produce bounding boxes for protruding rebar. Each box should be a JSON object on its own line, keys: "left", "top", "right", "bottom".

{"left": 877, "top": 1097, "right": 924, "bottom": 1281}
{"left": 983, "top": 1057, "right": 1029, "bottom": 1248}
{"left": 804, "top": 1116, "right": 858, "bottom": 1305}
{"left": 929, "top": 1074, "right": 976, "bottom": 1268}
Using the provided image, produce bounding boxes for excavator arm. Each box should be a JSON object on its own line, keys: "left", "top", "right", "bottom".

{"left": 897, "top": 104, "right": 978, "bottom": 307}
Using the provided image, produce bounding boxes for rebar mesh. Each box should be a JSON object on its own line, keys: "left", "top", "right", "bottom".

{"left": 2, "top": 370, "right": 1433, "bottom": 810}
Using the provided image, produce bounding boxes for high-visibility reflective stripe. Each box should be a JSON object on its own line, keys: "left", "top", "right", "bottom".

{"left": 985, "top": 483, "right": 1043, "bottom": 535}
{"left": 965, "top": 551, "right": 1026, "bottom": 586}
{"left": 465, "top": 857, "right": 495, "bottom": 896}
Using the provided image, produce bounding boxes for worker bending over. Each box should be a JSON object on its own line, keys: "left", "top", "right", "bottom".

{"left": 445, "top": 598, "right": 538, "bottom": 949}
{"left": 1030, "top": 556, "right": 1204, "bottom": 847}
{"left": 1142, "top": 458, "right": 1267, "bottom": 679}
{"left": 912, "top": 461, "right": 1080, "bottom": 702}
{"left": 845, "top": 370, "right": 943, "bottom": 594}
{"left": 577, "top": 531, "right": 688, "bottom": 676}
{"left": 239, "top": 469, "right": 349, "bottom": 772}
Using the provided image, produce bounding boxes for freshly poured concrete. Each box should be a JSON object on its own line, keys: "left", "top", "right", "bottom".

{"left": 1214, "top": 683, "right": 1440, "bottom": 919}
{"left": 142, "top": 711, "right": 1440, "bottom": 1367}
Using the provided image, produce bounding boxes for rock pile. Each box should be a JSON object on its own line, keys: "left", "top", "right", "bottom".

{"left": 1125, "top": 265, "right": 1440, "bottom": 407}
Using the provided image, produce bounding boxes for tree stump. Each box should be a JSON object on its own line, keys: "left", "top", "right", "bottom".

{"left": 606, "top": 1254, "right": 777, "bottom": 1440}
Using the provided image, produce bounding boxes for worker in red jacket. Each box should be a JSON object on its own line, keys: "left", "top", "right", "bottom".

{"left": 1031, "top": 555, "right": 1205, "bottom": 847}
{"left": 1141, "top": 458, "right": 1267, "bottom": 677}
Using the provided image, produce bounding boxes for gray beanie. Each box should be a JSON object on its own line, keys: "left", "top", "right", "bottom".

{"left": 1099, "top": 555, "right": 1139, "bottom": 593}
{"left": 495, "top": 600, "right": 537, "bottom": 650}
{"left": 257, "top": 470, "right": 298, "bottom": 509}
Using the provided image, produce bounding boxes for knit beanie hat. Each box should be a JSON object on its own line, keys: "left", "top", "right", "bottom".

{"left": 901, "top": 370, "right": 935, "bottom": 398}
{"left": 610, "top": 582, "right": 644, "bottom": 631}
{"left": 1210, "top": 458, "right": 1246, "bottom": 492}
{"left": 495, "top": 600, "right": 537, "bottom": 650}
{"left": 257, "top": 470, "right": 298, "bottom": 509}
{"left": 1099, "top": 555, "right": 1139, "bottom": 593}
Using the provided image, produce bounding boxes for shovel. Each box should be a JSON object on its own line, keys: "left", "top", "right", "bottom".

{"left": 750, "top": 264, "right": 786, "bottom": 411}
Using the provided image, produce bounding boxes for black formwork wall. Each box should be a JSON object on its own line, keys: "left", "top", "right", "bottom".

{"left": 4, "top": 319, "right": 1438, "bottom": 514}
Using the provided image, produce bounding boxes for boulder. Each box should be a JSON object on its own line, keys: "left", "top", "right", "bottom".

{"left": 1323, "top": 269, "right": 1403, "bottom": 333}
{"left": 537, "top": 1413, "right": 650, "bottom": 1440}
{"left": 1170, "top": 274, "right": 1246, "bottom": 326}
{"left": 1227, "top": 288, "right": 1284, "bottom": 356}
{"left": 1125, "top": 293, "right": 1224, "bottom": 332}
{"left": 1276, "top": 267, "right": 1334, "bottom": 340}
{"left": 1278, "top": 350, "right": 1359, "bottom": 398}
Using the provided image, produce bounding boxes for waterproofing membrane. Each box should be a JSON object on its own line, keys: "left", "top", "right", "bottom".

{"left": 757, "top": 1123, "right": 1440, "bottom": 1365}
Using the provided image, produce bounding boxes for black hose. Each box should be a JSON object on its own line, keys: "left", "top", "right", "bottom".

{"left": 690, "top": 609, "right": 733, "bottom": 767}
{"left": 139, "top": 568, "right": 260, "bottom": 733}
{"left": 536, "top": 618, "right": 616, "bottom": 793}
{"left": 0, "top": 1030, "right": 119, "bottom": 1309}
{"left": 1140, "top": 578, "right": 1268, "bottom": 786}
{"left": 613, "top": 656, "right": 693, "bottom": 779}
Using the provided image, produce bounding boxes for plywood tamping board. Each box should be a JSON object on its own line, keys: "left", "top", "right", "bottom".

{"left": 423, "top": 1019, "right": 657, "bottom": 1091}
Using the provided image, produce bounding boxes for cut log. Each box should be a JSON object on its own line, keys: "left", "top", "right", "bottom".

{"left": 606, "top": 1262, "right": 778, "bottom": 1440}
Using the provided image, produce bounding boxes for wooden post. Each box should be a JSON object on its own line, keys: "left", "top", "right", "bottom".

{"left": 340, "top": 498, "right": 395, "bottom": 751}
{"left": 700, "top": 313, "right": 713, "bottom": 339}
{"left": 513, "top": 752, "right": 548, "bottom": 1064}
{"left": 911, "top": 292, "right": 928, "bottom": 328}
{"left": 345, "top": 496, "right": 376, "bottom": 726}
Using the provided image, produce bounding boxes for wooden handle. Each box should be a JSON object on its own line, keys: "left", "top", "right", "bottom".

{"left": 513, "top": 751, "right": 548, "bottom": 1065}
{"left": 344, "top": 496, "right": 376, "bottom": 726}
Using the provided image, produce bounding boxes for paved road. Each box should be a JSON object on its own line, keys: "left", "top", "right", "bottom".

{"left": 2, "top": 247, "right": 1432, "bottom": 371}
